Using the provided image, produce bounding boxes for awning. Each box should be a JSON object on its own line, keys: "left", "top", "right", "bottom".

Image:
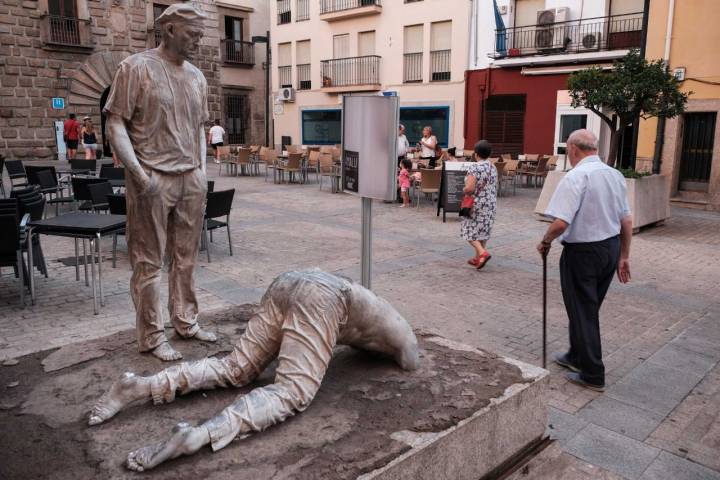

{"left": 521, "top": 63, "right": 614, "bottom": 76}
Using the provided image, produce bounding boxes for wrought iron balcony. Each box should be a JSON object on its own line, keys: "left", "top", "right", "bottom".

{"left": 41, "top": 15, "right": 93, "bottom": 50}
{"left": 221, "top": 40, "right": 255, "bottom": 66}
{"left": 320, "top": 55, "right": 381, "bottom": 92}
{"left": 493, "top": 12, "right": 644, "bottom": 59}
{"left": 403, "top": 53, "right": 422, "bottom": 83}
{"left": 319, "top": 0, "right": 382, "bottom": 21}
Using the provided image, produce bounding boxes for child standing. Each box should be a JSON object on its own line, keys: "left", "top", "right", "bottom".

{"left": 398, "top": 158, "right": 412, "bottom": 207}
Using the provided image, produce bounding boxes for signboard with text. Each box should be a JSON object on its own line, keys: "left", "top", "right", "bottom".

{"left": 52, "top": 97, "right": 65, "bottom": 110}
{"left": 341, "top": 95, "right": 399, "bottom": 201}
{"left": 437, "top": 161, "right": 475, "bottom": 222}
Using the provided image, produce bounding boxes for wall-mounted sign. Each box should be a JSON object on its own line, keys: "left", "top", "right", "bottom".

{"left": 343, "top": 150, "right": 359, "bottom": 193}
{"left": 52, "top": 97, "right": 65, "bottom": 110}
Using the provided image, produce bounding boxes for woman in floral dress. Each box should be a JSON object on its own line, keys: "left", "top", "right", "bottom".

{"left": 461, "top": 140, "right": 498, "bottom": 269}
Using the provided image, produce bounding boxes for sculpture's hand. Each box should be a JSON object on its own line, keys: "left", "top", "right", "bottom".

{"left": 137, "top": 171, "right": 159, "bottom": 197}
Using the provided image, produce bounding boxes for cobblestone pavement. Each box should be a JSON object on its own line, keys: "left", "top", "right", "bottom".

{"left": 1, "top": 169, "right": 719, "bottom": 479}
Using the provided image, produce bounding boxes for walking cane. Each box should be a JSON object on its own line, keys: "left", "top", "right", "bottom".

{"left": 542, "top": 251, "right": 548, "bottom": 369}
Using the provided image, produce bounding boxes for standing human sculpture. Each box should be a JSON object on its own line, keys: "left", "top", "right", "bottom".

{"left": 104, "top": 3, "right": 216, "bottom": 361}
{"left": 89, "top": 269, "right": 420, "bottom": 472}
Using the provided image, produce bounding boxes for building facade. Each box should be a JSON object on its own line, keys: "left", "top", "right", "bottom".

{"left": 0, "top": 0, "right": 268, "bottom": 160}
{"left": 465, "top": 0, "right": 645, "bottom": 159}
{"left": 269, "top": 0, "right": 471, "bottom": 150}
{"left": 636, "top": 0, "right": 720, "bottom": 210}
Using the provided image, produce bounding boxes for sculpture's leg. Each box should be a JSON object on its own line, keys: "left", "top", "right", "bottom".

{"left": 201, "top": 285, "right": 345, "bottom": 452}
{"left": 166, "top": 168, "right": 215, "bottom": 342}
{"left": 89, "top": 300, "right": 283, "bottom": 426}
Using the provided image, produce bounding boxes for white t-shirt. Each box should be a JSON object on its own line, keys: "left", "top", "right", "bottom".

{"left": 420, "top": 135, "right": 437, "bottom": 157}
{"left": 397, "top": 134, "right": 409, "bottom": 156}
{"left": 209, "top": 125, "right": 225, "bottom": 144}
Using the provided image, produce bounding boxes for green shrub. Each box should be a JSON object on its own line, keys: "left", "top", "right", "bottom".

{"left": 617, "top": 167, "right": 652, "bottom": 179}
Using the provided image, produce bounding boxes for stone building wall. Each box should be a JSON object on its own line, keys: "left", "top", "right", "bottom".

{"left": 0, "top": 0, "right": 266, "bottom": 160}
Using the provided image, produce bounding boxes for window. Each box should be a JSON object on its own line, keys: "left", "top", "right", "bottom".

{"left": 48, "top": 0, "right": 80, "bottom": 45}
{"left": 558, "top": 114, "right": 587, "bottom": 143}
{"left": 430, "top": 21, "right": 451, "bottom": 81}
{"left": 278, "top": 42, "right": 292, "bottom": 88}
{"left": 358, "top": 31, "right": 375, "bottom": 56}
{"left": 153, "top": 4, "right": 168, "bottom": 47}
{"left": 399, "top": 107, "right": 450, "bottom": 147}
{"left": 225, "top": 92, "right": 250, "bottom": 145}
{"left": 296, "top": 0, "right": 309, "bottom": 21}
{"left": 222, "top": 15, "right": 252, "bottom": 64}
{"left": 296, "top": 40, "right": 311, "bottom": 90}
{"left": 404, "top": 24, "right": 423, "bottom": 83}
{"left": 333, "top": 33, "right": 350, "bottom": 59}
{"left": 277, "top": 0, "right": 291, "bottom": 24}
{"left": 485, "top": 95, "right": 525, "bottom": 156}
{"left": 302, "top": 109, "right": 342, "bottom": 145}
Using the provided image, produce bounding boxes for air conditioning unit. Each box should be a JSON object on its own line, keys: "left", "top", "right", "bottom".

{"left": 579, "top": 32, "right": 602, "bottom": 51}
{"left": 535, "top": 7, "right": 570, "bottom": 50}
{"left": 279, "top": 87, "right": 295, "bottom": 102}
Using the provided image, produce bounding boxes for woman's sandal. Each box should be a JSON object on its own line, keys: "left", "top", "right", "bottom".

{"left": 476, "top": 251, "right": 492, "bottom": 270}
{"left": 467, "top": 256, "right": 481, "bottom": 267}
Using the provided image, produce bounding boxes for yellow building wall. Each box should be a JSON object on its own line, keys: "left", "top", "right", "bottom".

{"left": 637, "top": 0, "right": 720, "bottom": 162}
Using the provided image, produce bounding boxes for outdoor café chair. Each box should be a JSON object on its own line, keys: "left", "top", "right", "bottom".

{"left": 262, "top": 148, "right": 280, "bottom": 182}
{"left": 0, "top": 155, "right": 6, "bottom": 197}
{"left": 202, "top": 188, "right": 235, "bottom": 263}
{"left": 70, "top": 159, "right": 97, "bottom": 175}
{"left": 106, "top": 193, "right": 126, "bottom": 268}
{"left": 87, "top": 181, "right": 114, "bottom": 213}
{"left": 5, "top": 160, "right": 29, "bottom": 190}
{"left": 547, "top": 155, "right": 559, "bottom": 171}
{"left": 71, "top": 176, "right": 109, "bottom": 212}
{"left": 278, "top": 153, "right": 303, "bottom": 184}
{"left": 501, "top": 159, "right": 519, "bottom": 196}
{"left": 416, "top": 169, "right": 442, "bottom": 208}
{"left": 501, "top": 153, "right": 512, "bottom": 161}
{"left": 236, "top": 148, "right": 252, "bottom": 176}
{"left": 0, "top": 210, "right": 30, "bottom": 305}
{"left": 307, "top": 150, "right": 321, "bottom": 183}
{"left": 36, "top": 169, "right": 74, "bottom": 217}
{"left": 216, "top": 146, "right": 235, "bottom": 176}
{"left": 8, "top": 189, "right": 48, "bottom": 278}
{"left": 525, "top": 156, "right": 550, "bottom": 188}
{"left": 318, "top": 153, "right": 339, "bottom": 192}
{"left": 494, "top": 161, "right": 506, "bottom": 197}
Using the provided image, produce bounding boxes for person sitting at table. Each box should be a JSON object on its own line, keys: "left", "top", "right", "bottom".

{"left": 461, "top": 140, "right": 498, "bottom": 270}
{"left": 416, "top": 126, "right": 438, "bottom": 168}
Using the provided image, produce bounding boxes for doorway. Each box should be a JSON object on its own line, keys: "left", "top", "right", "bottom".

{"left": 679, "top": 112, "right": 716, "bottom": 192}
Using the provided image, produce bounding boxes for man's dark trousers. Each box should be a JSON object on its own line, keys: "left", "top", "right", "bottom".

{"left": 560, "top": 236, "right": 620, "bottom": 386}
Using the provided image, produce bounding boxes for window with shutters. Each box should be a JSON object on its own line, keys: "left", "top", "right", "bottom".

{"left": 403, "top": 24, "right": 423, "bottom": 83}
{"left": 430, "top": 21, "right": 451, "bottom": 82}
{"left": 484, "top": 95, "right": 525, "bottom": 156}
{"left": 278, "top": 42, "right": 293, "bottom": 88}
{"left": 358, "top": 30, "right": 375, "bottom": 56}
{"left": 296, "top": 40, "right": 311, "bottom": 90}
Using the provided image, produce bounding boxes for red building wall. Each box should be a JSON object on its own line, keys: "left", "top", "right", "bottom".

{"left": 464, "top": 68, "right": 570, "bottom": 154}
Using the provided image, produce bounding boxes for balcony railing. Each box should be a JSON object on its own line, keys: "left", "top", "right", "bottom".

{"left": 493, "top": 12, "right": 644, "bottom": 58}
{"left": 297, "top": 63, "right": 311, "bottom": 90}
{"left": 221, "top": 39, "right": 255, "bottom": 65}
{"left": 430, "top": 50, "right": 451, "bottom": 82}
{"left": 320, "top": 0, "right": 381, "bottom": 14}
{"left": 296, "top": 0, "right": 310, "bottom": 21}
{"left": 279, "top": 65, "right": 292, "bottom": 88}
{"left": 403, "top": 53, "right": 422, "bottom": 83}
{"left": 277, "top": 0, "right": 291, "bottom": 24}
{"left": 321, "top": 55, "right": 380, "bottom": 90}
{"left": 43, "top": 15, "right": 92, "bottom": 48}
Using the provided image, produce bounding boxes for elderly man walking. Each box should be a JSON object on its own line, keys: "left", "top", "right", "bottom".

{"left": 105, "top": 3, "right": 216, "bottom": 361}
{"left": 537, "top": 130, "right": 633, "bottom": 391}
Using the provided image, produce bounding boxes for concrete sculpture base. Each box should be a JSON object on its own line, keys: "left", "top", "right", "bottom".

{"left": 0, "top": 305, "right": 548, "bottom": 480}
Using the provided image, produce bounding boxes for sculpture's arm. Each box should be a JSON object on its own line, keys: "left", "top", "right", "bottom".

{"left": 106, "top": 113, "right": 151, "bottom": 190}
{"left": 199, "top": 124, "right": 207, "bottom": 174}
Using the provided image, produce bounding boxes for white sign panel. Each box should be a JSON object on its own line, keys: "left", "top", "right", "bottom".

{"left": 54, "top": 120, "right": 66, "bottom": 160}
{"left": 342, "top": 95, "right": 399, "bottom": 201}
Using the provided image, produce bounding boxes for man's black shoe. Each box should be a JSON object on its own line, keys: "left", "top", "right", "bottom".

{"left": 565, "top": 372, "right": 605, "bottom": 392}
{"left": 552, "top": 352, "right": 580, "bottom": 372}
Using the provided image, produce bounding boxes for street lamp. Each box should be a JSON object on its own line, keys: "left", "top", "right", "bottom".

{"left": 252, "top": 31, "right": 271, "bottom": 147}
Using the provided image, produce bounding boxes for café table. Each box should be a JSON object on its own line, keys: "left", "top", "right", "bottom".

{"left": 27, "top": 212, "right": 127, "bottom": 314}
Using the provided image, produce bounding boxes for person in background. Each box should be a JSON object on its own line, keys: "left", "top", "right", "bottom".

{"left": 397, "top": 124, "right": 410, "bottom": 166}
{"left": 434, "top": 143, "right": 449, "bottom": 169}
{"left": 81, "top": 116, "right": 98, "bottom": 160}
{"left": 63, "top": 113, "right": 81, "bottom": 160}
{"left": 208, "top": 119, "right": 225, "bottom": 163}
{"left": 398, "top": 158, "right": 412, "bottom": 208}
{"left": 537, "top": 129, "right": 632, "bottom": 392}
{"left": 461, "top": 140, "right": 498, "bottom": 270}
{"left": 417, "top": 126, "right": 438, "bottom": 169}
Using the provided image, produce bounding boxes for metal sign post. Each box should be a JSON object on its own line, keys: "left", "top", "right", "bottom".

{"left": 341, "top": 95, "right": 399, "bottom": 290}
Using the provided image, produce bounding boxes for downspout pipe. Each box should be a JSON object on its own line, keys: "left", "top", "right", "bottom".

{"left": 628, "top": 0, "right": 651, "bottom": 169}
{"left": 652, "top": 0, "right": 675, "bottom": 174}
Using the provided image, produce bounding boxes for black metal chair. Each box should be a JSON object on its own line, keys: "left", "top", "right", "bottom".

{"left": 99, "top": 165, "right": 125, "bottom": 180}
{"left": 0, "top": 155, "right": 6, "bottom": 198}
{"left": 5, "top": 160, "right": 28, "bottom": 189}
{"left": 87, "top": 181, "right": 113, "bottom": 213}
{"left": 106, "top": 193, "right": 127, "bottom": 268}
{"left": 0, "top": 210, "right": 29, "bottom": 305}
{"left": 36, "top": 169, "right": 74, "bottom": 217}
{"left": 71, "top": 176, "right": 108, "bottom": 211}
{"left": 10, "top": 186, "right": 48, "bottom": 278}
{"left": 207, "top": 180, "right": 215, "bottom": 192}
{"left": 70, "top": 159, "right": 97, "bottom": 175}
{"left": 202, "top": 189, "right": 235, "bottom": 263}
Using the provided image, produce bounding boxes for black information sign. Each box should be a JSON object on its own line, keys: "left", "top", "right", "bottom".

{"left": 342, "top": 150, "right": 359, "bottom": 193}
{"left": 437, "top": 163, "right": 469, "bottom": 223}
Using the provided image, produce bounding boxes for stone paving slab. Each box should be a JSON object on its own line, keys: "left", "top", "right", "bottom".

{"left": 0, "top": 305, "right": 547, "bottom": 480}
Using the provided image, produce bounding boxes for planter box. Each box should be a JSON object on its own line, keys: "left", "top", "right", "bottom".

{"left": 535, "top": 172, "right": 670, "bottom": 230}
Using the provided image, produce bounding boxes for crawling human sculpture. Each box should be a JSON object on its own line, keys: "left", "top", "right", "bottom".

{"left": 88, "top": 269, "right": 420, "bottom": 472}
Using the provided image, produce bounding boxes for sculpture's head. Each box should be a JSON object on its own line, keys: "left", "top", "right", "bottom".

{"left": 156, "top": 3, "right": 207, "bottom": 60}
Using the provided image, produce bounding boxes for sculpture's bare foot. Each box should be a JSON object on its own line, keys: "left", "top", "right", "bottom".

{"left": 88, "top": 372, "right": 150, "bottom": 426}
{"left": 190, "top": 328, "right": 217, "bottom": 342}
{"left": 152, "top": 342, "right": 183, "bottom": 361}
{"left": 126, "top": 422, "right": 209, "bottom": 472}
